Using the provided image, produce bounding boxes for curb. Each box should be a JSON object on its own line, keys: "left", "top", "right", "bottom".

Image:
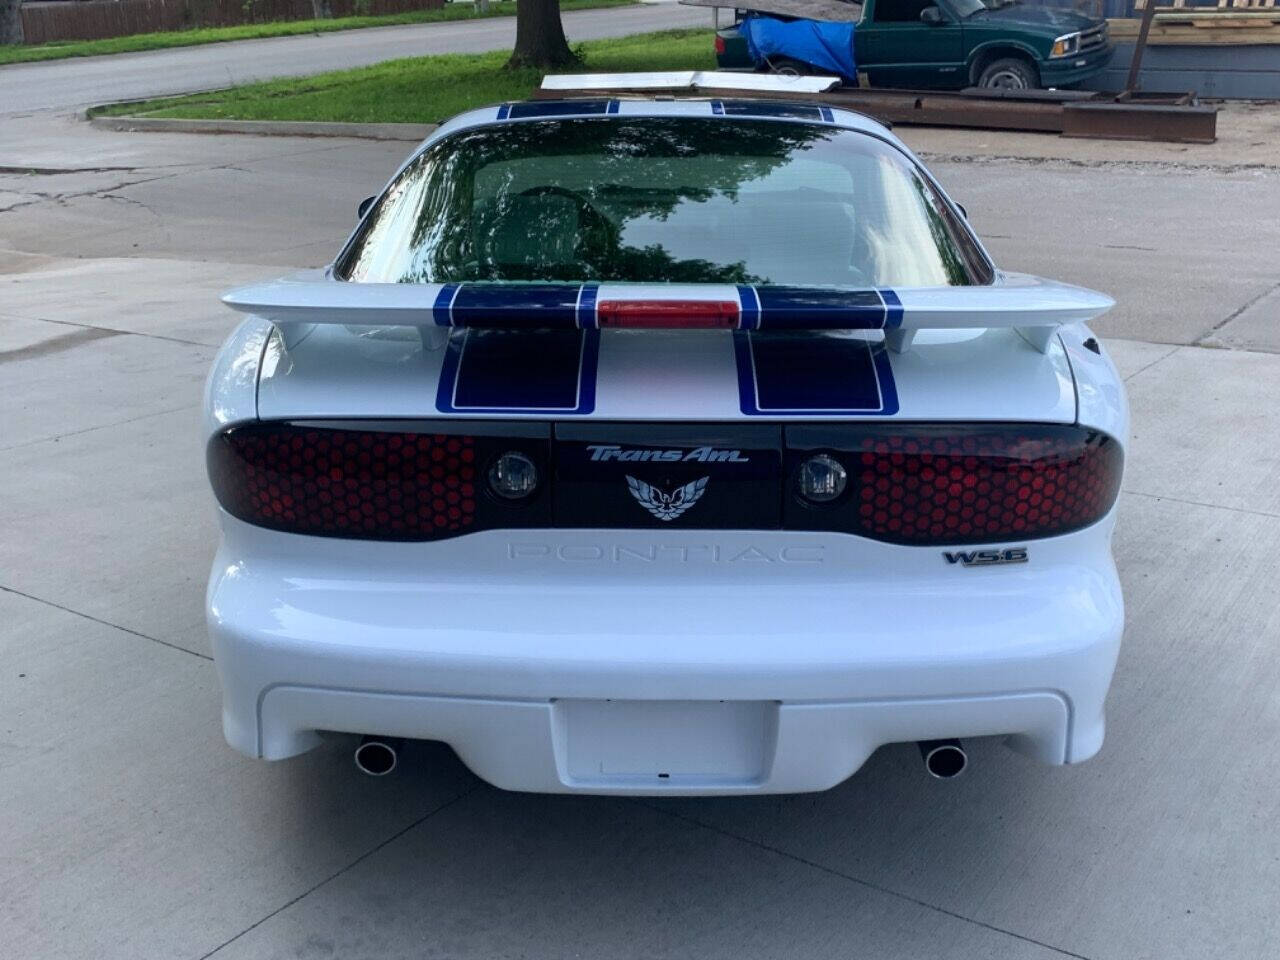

{"left": 87, "top": 114, "right": 437, "bottom": 141}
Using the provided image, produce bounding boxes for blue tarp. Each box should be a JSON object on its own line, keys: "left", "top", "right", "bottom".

{"left": 742, "top": 16, "right": 856, "bottom": 83}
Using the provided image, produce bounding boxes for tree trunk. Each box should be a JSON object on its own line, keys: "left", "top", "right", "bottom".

{"left": 310, "top": 0, "right": 333, "bottom": 20}
{"left": 507, "top": 0, "right": 577, "bottom": 69}
{"left": 1, "top": 0, "right": 24, "bottom": 46}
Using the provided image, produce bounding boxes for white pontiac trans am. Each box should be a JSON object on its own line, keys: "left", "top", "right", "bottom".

{"left": 204, "top": 86, "right": 1127, "bottom": 793}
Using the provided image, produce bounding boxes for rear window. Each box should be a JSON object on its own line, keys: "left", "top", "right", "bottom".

{"left": 337, "top": 116, "right": 991, "bottom": 288}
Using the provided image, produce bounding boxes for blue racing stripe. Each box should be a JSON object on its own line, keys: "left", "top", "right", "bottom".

{"left": 734, "top": 331, "right": 898, "bottom": 416}
{"left": 495, "top": 104, "right": 512, "bottom": 120}
{"left": 718, "top": 102, "right": 828, "bottom": 121}
{"left": 754, "top": 287, "right": 888, "bottom": 330}
{"left": 448, "top": 283, "right": 581, "bottom": 329}
{"left": 737, "top": 285, "right": 760, "bottom": 331}
{"left": 506, "top": 100, "right": 612, "bottom": 118}
{"left": 818, "top": 106, "right": 835, "bottom": 123}
{"left": 577, "top": 283, "right": 599, "bottom": 329}
{"left": 436, "top": 328, "right": 599, "bottom": 414}
{"left": 710, "top": 100, "right": 726, "bottom": 116}
{"left": 881, "top": 288, "right": 904, "bottom": 329}
{"left": 605, "top": 99, "right": 620, "bottom": 114}
{"left": 432, "top": 283, "right": 459, "bottom": 326}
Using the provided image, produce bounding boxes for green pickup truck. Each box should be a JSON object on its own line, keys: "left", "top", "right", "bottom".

{"left": 712, "top": 0, "right": 1114, "bottom": 90}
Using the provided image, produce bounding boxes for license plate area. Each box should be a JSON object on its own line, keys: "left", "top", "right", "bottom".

{"left": 556, "top": 700, "right": 776, "bottom": 788}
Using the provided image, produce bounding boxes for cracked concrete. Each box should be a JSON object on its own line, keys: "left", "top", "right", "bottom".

{"left": 0, "top": 323, "right": 121, "bottom": 362}
{"left": 0, "top": 165, "right": 141, "bottom": 176}
{"left": 2, "top": 33, "right": 1279, "bottom": 960}
{"left": 1197, "top": 280, "right": 1280, "bottom": 353}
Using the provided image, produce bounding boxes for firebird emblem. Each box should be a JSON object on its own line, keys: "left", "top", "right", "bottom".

{"left": 626, "top": 475, "right": 709, "bottom": 522}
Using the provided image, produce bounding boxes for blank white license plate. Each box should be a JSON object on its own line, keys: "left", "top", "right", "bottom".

{"left": 558, "top": 699, "right": 774, "bottom": 786}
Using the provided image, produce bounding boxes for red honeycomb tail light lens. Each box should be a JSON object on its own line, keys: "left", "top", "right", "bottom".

{"left": 210, "top": 421, "right": 1121, "bottom": 546}
{"left": 788, "top": 424, "right": 1123, "bottom": 545}
{"left": 208, "top": 423, "right": 547, "bottom": 540}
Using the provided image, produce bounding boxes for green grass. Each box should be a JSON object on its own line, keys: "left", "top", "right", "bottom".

{"left": 96, "top": 28, "right": 715, "bottom": 124}
{"left": 0, "top": 0, "right": 635, "bottom": 66}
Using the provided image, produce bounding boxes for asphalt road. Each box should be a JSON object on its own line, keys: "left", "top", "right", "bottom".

{"left": 0, "top": 3, "right": 708, "bottom": 116}
{"left": 2, "top": 52, "right": 1279, "bottom": 960}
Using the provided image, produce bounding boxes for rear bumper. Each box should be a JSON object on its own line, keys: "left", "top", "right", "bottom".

{"left": 209, "top": 519, "right": 1123, "bottom": 795}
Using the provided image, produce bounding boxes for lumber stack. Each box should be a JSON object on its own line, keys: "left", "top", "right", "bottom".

{"left": 1111, "top": 7, "right": 1280, "bottom": 44}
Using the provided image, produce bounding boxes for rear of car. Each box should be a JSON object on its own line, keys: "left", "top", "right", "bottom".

{"left": 205, "top": 98, "right": 1127, "bottom": 794}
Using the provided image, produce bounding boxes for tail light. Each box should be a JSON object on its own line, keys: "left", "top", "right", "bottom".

{"left": 596, "top": 299, "right": 739, "bottom": 329}
{"left": 209, "top": 421, "right": 1121, "bottom": 546}
{"left": 207, "top": 422, "right": 548, "bottom": 540}
{"left": 786, "top": 424, "right": 1123, "bottom": 545}
{"left": 714, "top": 35, "right": 727, "bottom": 55}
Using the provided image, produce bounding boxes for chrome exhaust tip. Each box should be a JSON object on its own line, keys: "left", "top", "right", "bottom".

{"left": 918, "top": 739, "right": 967, "bottom": 779}
{"left": 354, "top": 736, "right": 402, "bottom": 776}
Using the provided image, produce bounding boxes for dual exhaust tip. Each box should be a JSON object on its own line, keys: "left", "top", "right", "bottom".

{"left": 355, "top": 735, "right": 967, "bottom": 779}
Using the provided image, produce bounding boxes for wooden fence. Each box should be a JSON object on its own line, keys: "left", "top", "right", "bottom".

{"left": 20, "top": 0, "right": 445, "bottom": 44}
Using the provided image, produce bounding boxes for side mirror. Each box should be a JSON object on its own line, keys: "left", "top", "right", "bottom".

{"left": 920, "top": 6, "right": 944, "bottom": 25}
{"left": 357, "top": 195, "right": 376, "bottom": 219}
{"left": 955, "top": 202, "right": 969, "bottom": 219}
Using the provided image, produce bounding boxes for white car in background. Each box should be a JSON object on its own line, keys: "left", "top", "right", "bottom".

{"left": 204, "top": 81, "right": 1127, "bottom": 793}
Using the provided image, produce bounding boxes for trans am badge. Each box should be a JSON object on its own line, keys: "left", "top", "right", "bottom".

{"left": 626, "top": 475, "right": 709, "bottom": 522}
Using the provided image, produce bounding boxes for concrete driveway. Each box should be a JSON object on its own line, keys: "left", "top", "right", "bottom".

{"left": 2, "top": 108, "right": 1279, "bottom": 958}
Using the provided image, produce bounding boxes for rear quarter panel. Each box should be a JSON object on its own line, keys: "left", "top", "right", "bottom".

{"left": 1059, "top": 323, "right": 1129, "bottom": 444}
{"left": 203, "top": 316, "right": 272, "bottom": 439}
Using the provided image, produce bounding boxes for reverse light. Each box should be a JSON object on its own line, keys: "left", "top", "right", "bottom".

{"left": 595, "top": 299, "right": 739, "bottom": 329}
{"left": 488, "top": 451, "right": 539, "bottom": 500}
{"left": 797, "top": 454, "right": 848, "bottom": 504}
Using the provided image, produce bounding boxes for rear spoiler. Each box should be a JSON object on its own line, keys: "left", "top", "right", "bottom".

{"left": 222, "top": 275, "right": 1113, "bottom": 354}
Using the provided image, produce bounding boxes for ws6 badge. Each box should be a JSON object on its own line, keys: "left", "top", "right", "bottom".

{"left": 943, "top": 547, "right": 1028, "bottom": 567}
{"left": 626, "top": 475, "right": 709, "bottom": 522}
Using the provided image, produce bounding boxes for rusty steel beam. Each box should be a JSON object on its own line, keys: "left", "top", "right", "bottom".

{"left": 1061, "top": 102, "right": 1217, "bottom": 143}
{"left": 806, "top": 89, "right": 1067, "bottom": 132}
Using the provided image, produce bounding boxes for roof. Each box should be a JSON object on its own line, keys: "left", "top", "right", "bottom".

{"left": 423, "top": 95, "right": 900, "bottom": 159}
